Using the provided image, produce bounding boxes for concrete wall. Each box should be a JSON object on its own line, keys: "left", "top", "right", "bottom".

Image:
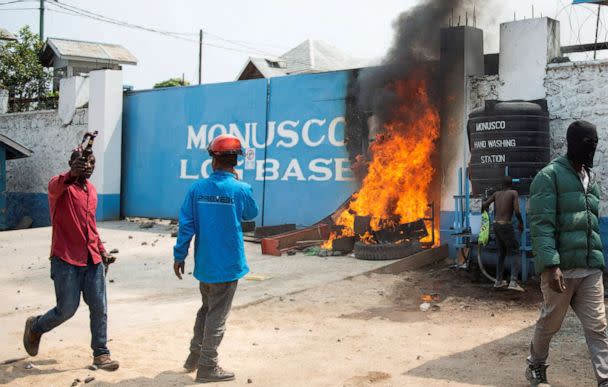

{"left": 468, "top": 60, "right": 608, "bottom": 257}
{"left": 0, "top": 109, "right": 88, "bottom": 228}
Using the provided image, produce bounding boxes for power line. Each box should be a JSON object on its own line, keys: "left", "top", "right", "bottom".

{"left": 0, "top": 0, "right": 30, "bottom": 5}
{"left": 0, "top": 6, "right": 36, "bottom": 10}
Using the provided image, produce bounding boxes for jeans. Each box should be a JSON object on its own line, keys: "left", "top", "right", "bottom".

{"left": 189, "top": 281, "right": 238, "bottom": 367}
{"left": 494, "top": 223, "right": 520, "bottom": 282}
{"left": 32, "top": 256, "right": 109, "bottom": 357}
{"left": 529, "top": 270, "right": 608, "bottom": 384}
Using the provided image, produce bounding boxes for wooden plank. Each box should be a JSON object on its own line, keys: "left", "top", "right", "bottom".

{"left": 261, "top": 224, "right": 330, "bottom": 256}
{"left": 371, "top": 244, "right": 449, "bottom": 275}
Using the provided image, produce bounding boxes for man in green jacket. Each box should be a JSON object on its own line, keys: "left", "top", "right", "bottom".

{"left": 526, "top": 120, "right": 606, "bottom": 387}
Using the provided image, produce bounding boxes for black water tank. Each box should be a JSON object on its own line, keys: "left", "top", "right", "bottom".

{"left": 467, "top": 100, "right": 550, "bottom": 196}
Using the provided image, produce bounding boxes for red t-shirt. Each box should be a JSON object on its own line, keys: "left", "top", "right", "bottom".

{"left": 48, "top": 171, "right": 105, "bottom": 266}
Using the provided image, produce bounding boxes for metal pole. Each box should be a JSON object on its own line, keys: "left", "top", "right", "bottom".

{"left": 198, "top": 29, "right": 203, "bottom": 84}
{"left": 594, "top": 4, "right": 601, "bottom": 60}
{"left": 39, "top": 0, "right": 44, "bottom": 41}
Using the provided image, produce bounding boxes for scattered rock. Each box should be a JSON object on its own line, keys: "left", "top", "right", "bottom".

{"left": 416, "top": 355, "right": 422, "bottom": 360}
{"left": 151, "top": 244, "right": 156, "bottom": 247}
{"left": 188, "top": 272, "right": 192, "bottom": 275}
{"left": 171, "top": 231, "right": 178, "bottom": 238}
{"left": 274, "top": 327, "right": 279, "bottom": 331}
{"left": 279, "top": 296, "right": 284, "bottom": 302}
{"left": 287, "top": 250, "right": 296, "bottom": 256}
{"left": 337, "top": 339, "right": 342, "bottom": 342}
{"left": 252, "top": 342, "right": 258, "bottom": 346}
{"left": 75, "top": 378, "right": 81, "bottom": 383}
{"left": 247, "top": 378, "right": 253, "bottom": 384}
{"left": 15, "top": 216, "right": 33, "bottom": 230}
{"left": 170, "top": 219, "right": 178, "bottom": 225}
{"left": 139, "top": 221, "right": 155, "bottom": 229}
{"left": 24, "top": 362, "right": 33, "bottom": 370}
{"left": 128, "top": 235, "right": 133, "bottom": 239}
{"left": 491, "top": 313, "right": 495, "bottom": 317}
{"left": 84, "top": 376, "right": 95, "bottom": 383}
{"left": 141, "top": 242, "right": 148, "bottom": 246}
{"left": 88, "top": 365, "right": 98, "bottom": 371}
{"left": 109, "top": 249, "right": 119, "bottom": 254}
{"left": 71, "top": 381, "right": 79, "bottom": 387}
{"left": 17, "top": 290, "right": 20, "bottom": 293}
{"left": 109, "top": 279, "right": 115, "bottom": 283}
{"left": 15, "top": 307, "right": 18, "bottom": 310}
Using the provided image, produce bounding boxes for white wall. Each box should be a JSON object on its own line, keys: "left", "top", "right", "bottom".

{"left": 499, "top": 17, "right": 560, "bottom": 101}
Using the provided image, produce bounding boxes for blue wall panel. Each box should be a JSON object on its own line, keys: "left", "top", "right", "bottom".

{"left": 122, "top": 79, "right": 268, "bottom": 223}
{"left": 121, "top": 72, "right": 358, "bottom": 227}
{"left": 263, "top": 71, "right": 357, "bottom": 226}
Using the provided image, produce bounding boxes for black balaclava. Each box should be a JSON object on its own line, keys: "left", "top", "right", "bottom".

{"left": 566, "top": 120, "right": 598, "bottom": 168}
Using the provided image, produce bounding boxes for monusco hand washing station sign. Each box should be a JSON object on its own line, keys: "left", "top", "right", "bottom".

{"left": 122, "top": 71, "right": 357, "bottom": 226}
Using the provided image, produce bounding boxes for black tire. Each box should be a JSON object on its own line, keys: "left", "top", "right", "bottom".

{"left": 354, "top": 241, "right": 422, "bottom": 261}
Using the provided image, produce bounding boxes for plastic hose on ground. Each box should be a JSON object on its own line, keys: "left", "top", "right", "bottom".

{"left": 477, "top": 244, "right": 496, "bottom": 283}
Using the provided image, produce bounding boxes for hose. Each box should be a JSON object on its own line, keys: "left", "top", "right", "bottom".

{"left": 477, "top": 244, "right": 496, "bottom": 283}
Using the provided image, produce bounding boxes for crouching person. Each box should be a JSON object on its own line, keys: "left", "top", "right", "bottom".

{"left": 173, "top": 134, "right": 259, "bottom": 383}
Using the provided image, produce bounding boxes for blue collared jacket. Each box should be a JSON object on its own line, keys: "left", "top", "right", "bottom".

{"left": 173, "top": 171, "right": 259, "bottom": 283}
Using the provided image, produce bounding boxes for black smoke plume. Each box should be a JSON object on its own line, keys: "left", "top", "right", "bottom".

{"left": 345, "top": 0, "right": 490, "bottom": 161}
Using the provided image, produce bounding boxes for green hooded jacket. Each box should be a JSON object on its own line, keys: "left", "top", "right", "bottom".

{"left": 529, "top": 156, "right": 604, "bottom": 274}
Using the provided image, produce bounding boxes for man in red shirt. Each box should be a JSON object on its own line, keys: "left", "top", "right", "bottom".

{"left": 22, "top": 149, "right": 119, "bottom": 370}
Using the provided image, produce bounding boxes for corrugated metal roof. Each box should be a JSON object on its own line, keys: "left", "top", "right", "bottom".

{"left": 237, "top": 39, "right": 370, "bottom": 80}
{"left": 0, "top": 133, "right": 33, "bottom": 160}
{"left": 0, "top": 27, "right": 17, "bottom": 41}
{"left": 41, "top": 38, "right": 137, "bottom": 66}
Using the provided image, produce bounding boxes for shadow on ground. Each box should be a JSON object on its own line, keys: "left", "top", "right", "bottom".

{"left": 406, "top": 315, "right": 595, "bottom": 387}
{"left": 96, "top": 370, "right": 196, "bottom": 386}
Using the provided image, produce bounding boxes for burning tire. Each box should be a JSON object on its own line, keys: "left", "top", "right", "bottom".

{"left": 354, "top": 241, "right": 422, "bottom": 261}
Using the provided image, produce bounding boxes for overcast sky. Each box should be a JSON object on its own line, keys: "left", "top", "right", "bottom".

{"left": 1, "top": 0, "right": 606, "bottom": 89}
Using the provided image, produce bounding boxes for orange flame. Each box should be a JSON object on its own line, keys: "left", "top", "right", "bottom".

{"left": 328, "top": 75, "right": 440, "bottom": 247}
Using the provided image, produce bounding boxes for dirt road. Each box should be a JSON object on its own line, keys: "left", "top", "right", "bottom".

{"left": 0, "top": 257, "right": 597, "bottom": 387}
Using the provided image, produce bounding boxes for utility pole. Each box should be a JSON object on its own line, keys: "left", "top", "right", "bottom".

{"left": 593, "top": 4, "right": 601, "bottom": 60}
{"left": 198, "top": 29, "right": 203, "bottom": 84}
{"left": 39, "top": 0, "right": 45, "bottom": 41}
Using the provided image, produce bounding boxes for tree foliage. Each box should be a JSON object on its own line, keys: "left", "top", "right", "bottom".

{"left": 153, "top": 77, "right": 190, "bottom": 88}
{"left": 0, "top": 26, "right": 52, "bottom": 112}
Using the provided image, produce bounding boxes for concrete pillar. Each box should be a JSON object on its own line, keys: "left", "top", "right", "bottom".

{"left": 499, "top": 17, "right": 560, "bottom": 100}
{"left": 58, "top": 76, "right": 89, "bottom": 125}
{"left": 0, "top": 146, "right": 6, "bottom": 230}
{"left": 0, "top": 89, "right": 8, "bottom": 114}
{"left": 88, "top": 69, "right": 123, "bottom": 221}
{"left": 439, "top": 26, "right": 485, "bottom": 254}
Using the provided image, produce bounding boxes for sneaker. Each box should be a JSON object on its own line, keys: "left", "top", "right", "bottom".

{"left": 23, "top": 316, "right": 42, "bottom": 357}
{"left": 195, "top": 365, "right": 235, "bottom": 383}
{"left": 183, "top": 351, "right": 200, "bottom": 372}
{"left": 525, "top": 363, "right": 550, "bottom": 386}
{"left": 493, "top": 280, "right": 507, "bottom": 289}
{"left": 93, "top": 354, "right": 120, "bottom": 371}
{"left": 508, "top": 280, "right": 525, "bottom": 292}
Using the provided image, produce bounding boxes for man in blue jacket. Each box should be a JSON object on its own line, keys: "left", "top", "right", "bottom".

{"left": 173, "top": 134, "right": 259, "bottom": 384}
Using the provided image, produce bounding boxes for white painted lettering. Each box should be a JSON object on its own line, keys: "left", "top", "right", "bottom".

{"left": 179, "top": 159, "right": 198, "bottom": 179}
{"left": 308, "top": 158, "right": 333, "bottom": 181}
{"left": 207, "top": 124, "right": 227, "bottom": 143}
{"left": 187, "top": 125, "right": 207, "bottom": 149}
{"left": 200, "top": 159, "right": 212, "bottom": 178}
{"left": 302, "top": 118, "right": 326, "bottom": 147}
{"left": 328, "top": 117, "right": 346, "bottom": 147}
{"left": 255, "top": 159, "right": 280, "bottom": 181}
{"left": 276, "top": 120, "right": 299, "bottom": 148}
{"left": 281, "top": 159, "right": 306, "bottom": 181}
{"left": 335, "top": 158, "right": 354, "bottom": 181}
{"left": 229, "top": 123, "right": 250, "bottom": 149}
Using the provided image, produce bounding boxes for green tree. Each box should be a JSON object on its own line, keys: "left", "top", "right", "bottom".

{"left": 0, "top": 26, "right": 52, "bottom": 112}
{"left": 153, "top": 77, "right": 190, "bottom": 88}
